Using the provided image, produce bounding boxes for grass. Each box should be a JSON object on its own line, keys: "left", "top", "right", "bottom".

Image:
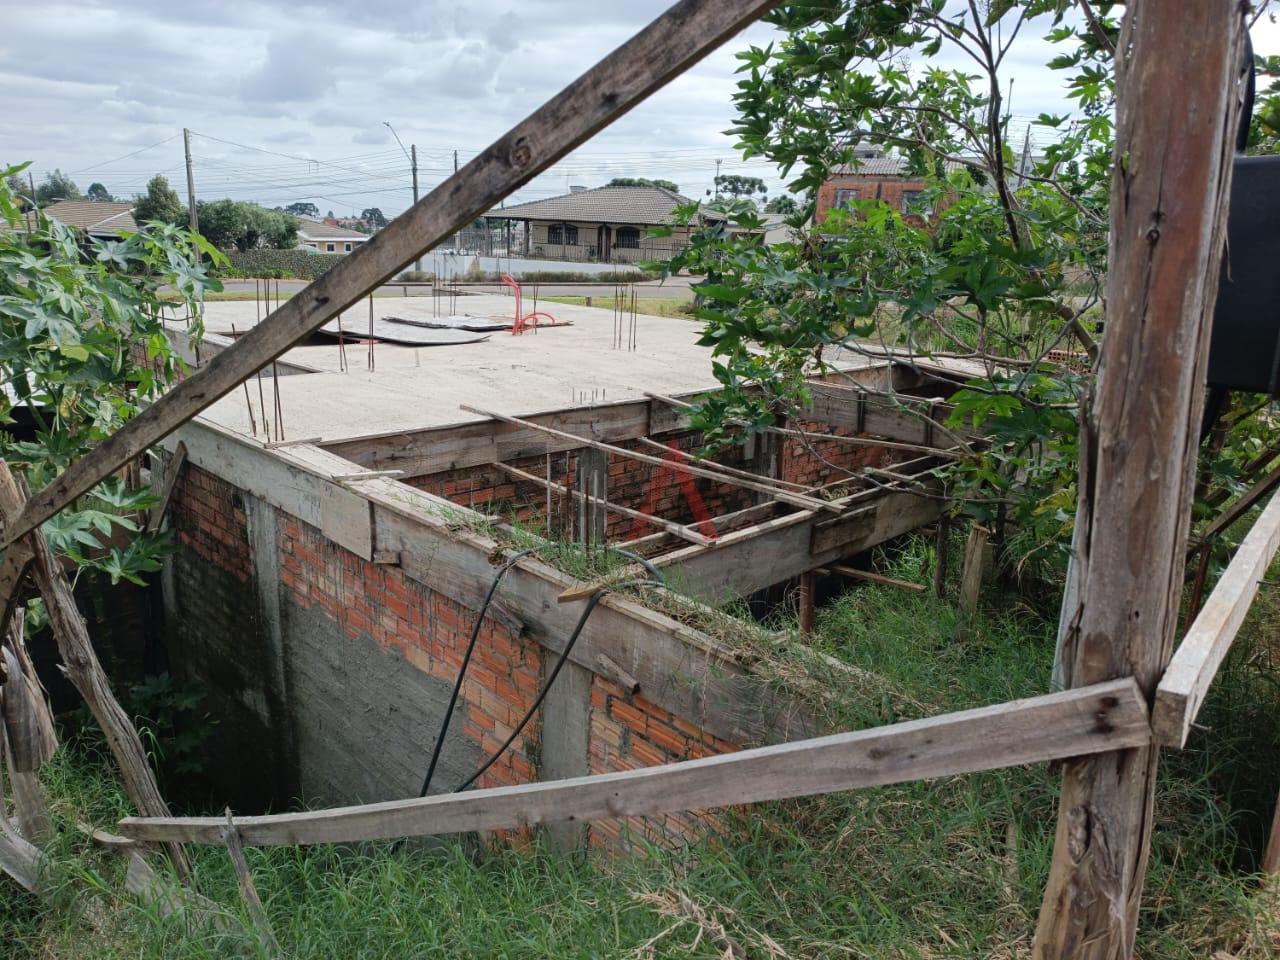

{"left": 4, "top": 531, "right": 1280, "bottom": 957}
{"left": 542, "top": 295, "right": 697, "bottom": 319}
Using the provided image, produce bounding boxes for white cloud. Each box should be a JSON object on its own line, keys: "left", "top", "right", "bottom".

{"left": 5, "top": 4, "right": 1275, "bottom": 218}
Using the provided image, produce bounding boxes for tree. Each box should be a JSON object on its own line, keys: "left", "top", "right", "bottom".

{"left": 360, "top": 207, "right": 388, "bottom": 230}
{"left": 86, "top": 182, "right": 113, "bottom": 202}
{"left": 663, "top": 1, "right": 1117, "bottom": 576}
{"left": 196, "top": 199, "right": 298, "bottom": 251}
{"left": 711, "top": 174, "right": 766, "bottom": 205}
{"left": 607, "top": 177, "right": 681, "bottom": 193}
{"left": 35, "top": 168, "right": 82, "bottom": 205}
{"left": 764, "top": 194, "right": 797, "bottom": 215}
{"left": 133, "top": 175, "right": 185, "bottom": 226}
{"left": 285, "top": 201, "right": 320, "bottom": 218}
{"left": 0, "top": 163, "right": 224, "bottom": 582}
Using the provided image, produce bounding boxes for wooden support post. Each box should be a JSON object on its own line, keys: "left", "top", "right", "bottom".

{"left": 1034, "top": 5, "right": 1246, "bottom": 957}
{"left": 958, "top": 524, "right": 990, "bottom": 617}
{"left": 146, "top": 441, "right": 187, "bottom": 531}
{"left": 575, "top": 447, "right": 608, "bottom": 552}
{"left": 0, "top": 0, "right": 784, "bottom": 550}
{"left": 933, "top": 514, "right": 951, "bottom": 598}
{"left": 798, "top": 570, "right": 816, "bottom": 636}
{"left": 221, "top": 809, "right": 280, "bottom": 955}
{"left": 0, "top": 463, "right": 190, "bottom": 880}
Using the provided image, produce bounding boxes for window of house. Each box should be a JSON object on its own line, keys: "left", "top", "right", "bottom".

{"left": 326, "top": 242, "right": 335, "bottom": 252}
{"left": 615, "top": 226, "right": 640, "bottom": 249}
{"left": 344, "top": 242, "right": 352, "bottom": 252}
{"left": 833, "top": 188, "right": 859, "bottom": 208}
{"left": 547, "top": 223, "right": 578, "bottom": 245}
{"left": 901, "top": 190, "right": 933, "bottom": 216}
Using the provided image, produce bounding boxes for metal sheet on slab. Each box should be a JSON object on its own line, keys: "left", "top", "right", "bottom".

{"left": 318, "top": 318, "right": 490, "bottom": 346}
{"left": 386, "top": 314, "right": 514, "bottom": 332}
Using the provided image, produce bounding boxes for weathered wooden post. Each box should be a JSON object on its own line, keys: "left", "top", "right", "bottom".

{"left": 1033, "top": 4, "right": 1246, "bottom": 957}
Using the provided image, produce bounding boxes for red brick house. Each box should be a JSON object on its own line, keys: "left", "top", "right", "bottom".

{"left": 815, "top": 148, "right": 958, "bottom": 227}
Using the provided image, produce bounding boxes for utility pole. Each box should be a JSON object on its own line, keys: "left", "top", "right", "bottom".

{"left": 454, "top": 150, "right": 459, "bottom": 174}
{"left": 410, "top": 143, "right": 421, "bottom": 270}
{"left": 182, "top": 128, "right": 199, "bottom": 234}
{"left": 26, "top": 171, "right": 37, "bottom": 233}
{"left": 714, "top": 158, "right": 722, "bottom": 200}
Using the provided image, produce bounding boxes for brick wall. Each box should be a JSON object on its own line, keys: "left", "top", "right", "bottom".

{"left": 779, "top": 419, "right": 893, "bottom": 490}
{"left": 276, "top": 516, "right": 541, "bottom": 795}
{"left": 587, "top": 675, "right": 739, "bottom": 848}
{"left": 406, "top": 430, "right": 759, "bottom": 541}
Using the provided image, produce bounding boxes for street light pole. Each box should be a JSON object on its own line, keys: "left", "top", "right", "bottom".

{"left": 383, "top": 121, "right": 421, "bottom": 270}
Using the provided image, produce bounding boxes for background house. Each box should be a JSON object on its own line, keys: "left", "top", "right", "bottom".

{"left": 487, "top": 184, "right": 722, "bottom": 263}
{"left": 815, "top": 147, "right": 957, "bottom": 226}
{"left": 297, "top": 218, "right": 372, "bottom": 254}
{"left": 35, "top": 200, "right": 138, "bottom": 240}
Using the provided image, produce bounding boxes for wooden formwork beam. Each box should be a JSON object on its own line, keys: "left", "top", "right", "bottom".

{"left": 0, "top": 0, "right": 784, "bottom": 549}
{"left": 117, "top": 679, "right": 1149, "bottom": 847}
{"left": 492, "top": 461, "right": 713, "bottom": 547}
{"left": 1034, "top": 5, "right": 1247, "bottom": 957}
{"left": 461, "top": 405, "right": 844, "bottom": 515}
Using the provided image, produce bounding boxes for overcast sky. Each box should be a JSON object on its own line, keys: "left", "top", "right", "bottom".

{"left": 3, "top": 3, "right": 1277, "bottom": 217}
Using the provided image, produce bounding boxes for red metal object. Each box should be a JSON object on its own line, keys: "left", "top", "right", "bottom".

{"left": 501, "top": 274, "right": 557, "bottom": 335}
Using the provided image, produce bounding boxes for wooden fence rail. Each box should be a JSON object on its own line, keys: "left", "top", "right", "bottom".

{"left": 117, "top": 679, "right": 1148, "bottom": 847}
{"left": 1152, "top": 491, "right": 1280, "bottom": 747}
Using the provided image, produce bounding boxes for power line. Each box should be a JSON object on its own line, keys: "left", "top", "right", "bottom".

{"left": 68, "top": 134, "right": 180, "bottom": 175}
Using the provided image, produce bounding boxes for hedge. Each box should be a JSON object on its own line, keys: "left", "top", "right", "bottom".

{"left": 214, "top": 249, "right": 347, "bottom": 281}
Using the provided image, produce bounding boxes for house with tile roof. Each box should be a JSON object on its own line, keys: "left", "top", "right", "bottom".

{"left": 38, "top": 200, "right": 139, "bottom": 239}
{"left": 296, "top": 218, "right": 372, "bottom": 254}
{"left": 486, "top": 185, "right": 724, "bottom": 263}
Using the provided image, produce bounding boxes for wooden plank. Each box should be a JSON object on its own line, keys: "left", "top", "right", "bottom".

{"left": 462, "top": 405, "right": 845, "bottom": 515}
{"left": 1034, "top": 6, "right": 1246, "bottom": 955}
{"left": 146, "top": 441, "right": 187, "bottom": 531}
{"left": 165, "top": 420, "right": 374, "bottom": 560}
{"left": 635, "top": 436, "right": 812, "bottom": 493}
{"left": 322, "top": 399, "right": 668, "bottom": 476}
{"left": 116, "top": 678, "right": 1150, "bottom": 846}
{"left": 492, "top": 461, "right": 713, "bottom": 546}
{"left": 662, "top": 486, "right": 942, "bottom": 603}
{"left": 827, "top": 564, "right": 926, "bottom": 594}
{"left": 1152, "top": 492, "right": 1280, "bottom": 747}
{"left": 1196, "top": 460, "right": 1280, "bottom": 545}
{"left": 0, "top": 0, "right": 784, "bottom": 548}
{"left": 1264, "top": 791, "right": 1280, "bottom": 876}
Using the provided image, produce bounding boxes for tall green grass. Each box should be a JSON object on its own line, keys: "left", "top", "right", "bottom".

{"left": 3, "top": 532, "right": 1279, "bottom": 958}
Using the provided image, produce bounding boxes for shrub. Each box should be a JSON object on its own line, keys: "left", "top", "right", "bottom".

{"left": 212, "top": 249, "right": 346, "bottom": 281}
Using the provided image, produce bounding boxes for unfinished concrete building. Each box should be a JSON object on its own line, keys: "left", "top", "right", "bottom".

{"left": 152, "top": 292, "right": 967, "bottom": 846}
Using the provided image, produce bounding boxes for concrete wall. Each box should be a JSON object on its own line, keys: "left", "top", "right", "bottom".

{"left": 165, "top": 463, "right": 539, "bottom": 812}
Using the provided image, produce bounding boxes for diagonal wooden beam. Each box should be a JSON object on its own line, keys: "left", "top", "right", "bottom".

{"left": 0, "top": 0, "right": 783, "bottom": 549}
{"left": 116, "top": 678, "right": 1149, "bottom": 846}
